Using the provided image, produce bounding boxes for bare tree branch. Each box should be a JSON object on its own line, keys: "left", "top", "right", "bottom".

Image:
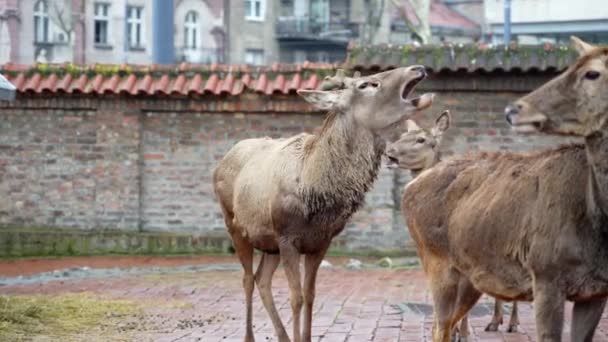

{"left": 362, "top": 0, "right": 386, "bottom": 45}
{"left": 49, "top": 0, "right": 73, "bottom": 41}
{"left": 390, "top": 0, "right": 431, "bottom": 44}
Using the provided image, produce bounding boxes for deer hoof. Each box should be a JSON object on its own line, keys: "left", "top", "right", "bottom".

{"left": 507, "top": 324, "right": 518, "bottom": 333}
{"left": 484, "top": 322, "right": 500, "bottom": 332}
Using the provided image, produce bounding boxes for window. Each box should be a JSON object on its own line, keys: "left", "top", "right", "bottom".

{"left": 94, "top": 2, "right": 110, "bottom": 45}
{"left": 245, "top": 0, "right": 265, "bottom": 21}
{"left": 184, "top": 11, "right": 199, "bottom": 49}
{"left": 127, "top": 6, "right": 144, "bottom": 48}
{"left": 245, "top": 49, "right": 264, "bottom": 65}
{"left": 34, "top": 0, "right": 49, "bottom": 43}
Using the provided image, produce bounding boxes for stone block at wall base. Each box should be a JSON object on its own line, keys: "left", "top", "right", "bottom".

{"left": 0, "top": 226, "right": 233, "bottom": 257}
{"left": 0, "top": 226, "right": 419, "bottom": 258}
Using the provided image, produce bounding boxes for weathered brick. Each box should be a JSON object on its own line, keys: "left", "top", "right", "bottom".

{"left": 0, "top": 94, "right": 577, "bottom": 253}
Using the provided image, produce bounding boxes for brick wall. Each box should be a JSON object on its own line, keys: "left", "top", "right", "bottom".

{"left": 0, "top": 89, "right": 576, "bottom": 254}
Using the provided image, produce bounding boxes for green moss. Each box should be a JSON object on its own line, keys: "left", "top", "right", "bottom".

{"left": 348, "top": 43, "right": 579, "bottom": 71}
{"left": 0, "top": 226, "right": 236, "bottom": 258}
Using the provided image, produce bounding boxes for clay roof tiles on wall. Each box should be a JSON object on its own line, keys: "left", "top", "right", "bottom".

{"left": 1, "top": 43, "right": 580, "bottom": 97}
{"left": 347, "top": 42, "right": 579, "bottom": 72}
{"left": 1, "top": 62, "right": 339, "bottom": 96}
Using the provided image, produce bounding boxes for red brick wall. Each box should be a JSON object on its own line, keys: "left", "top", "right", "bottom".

{"left": 0, "top": 92, "right": 576, "bottom": 253}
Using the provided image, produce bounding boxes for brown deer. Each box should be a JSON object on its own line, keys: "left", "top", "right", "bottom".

{"left": 401, "top": 36, "right": 608, "bottom": 342}
{"left": 213, "top": 66, "right": 434, "bottom": 342}
{"left": 385, "top": 112, "right": 518, "bottom": 340}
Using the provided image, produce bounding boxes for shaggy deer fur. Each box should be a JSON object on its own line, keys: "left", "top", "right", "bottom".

{"left": 402, "top": 37, "right": 608, "bottom": 342}
{"left": 386, "top": 112, "right": 518, "bottom": 340}
{"left": 213, "top": 66, "right": 434, "bottom": 342}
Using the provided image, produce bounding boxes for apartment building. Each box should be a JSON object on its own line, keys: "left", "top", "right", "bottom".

{"left": 0, "top": 0, "right": 225, "bottom": 64}
{"left": 484, "top": 0, "right": 608, "bottom": 44}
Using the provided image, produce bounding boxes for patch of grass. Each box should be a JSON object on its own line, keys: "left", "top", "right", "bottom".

{"left": 0, "top": 293, "right": 140, "bottom": 340}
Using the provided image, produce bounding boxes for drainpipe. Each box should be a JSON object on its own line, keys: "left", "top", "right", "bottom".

{"left": 503, "top": 0, "right": 511, "bottom": 44}
{"left": 152, "top": 0, "right": 174, "bottom": 64}
{"left": 223, "top": 0, "right": 231, "bottom": 63}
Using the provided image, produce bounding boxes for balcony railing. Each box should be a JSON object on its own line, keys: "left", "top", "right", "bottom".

{"left": 276, "top": 17, "right": 360, "bottom": 41}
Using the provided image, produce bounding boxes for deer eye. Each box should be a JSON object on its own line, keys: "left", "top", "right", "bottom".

{"left": 416, "top": 137, "right": 426, "bottom": 144}
{"left": 370, "top": 82, "right": 379, "bottom": 88}
{"left": 584, "top": 71, "right": 600, "bottom": 80}
{"left": 358, "top": 82, "right": 369, "bottom": 89}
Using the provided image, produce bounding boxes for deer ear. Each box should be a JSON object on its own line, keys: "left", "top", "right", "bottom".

{"left": 405, "top": 119, "right": 421, "bottom": 132}
{"left": 571, "top": 36, "right": 595, "bottom": 56}
{"left": 297, "top": 90, "right": 340, "bottom": 110}
{"left": 432, "top": 110, "right": 451, "bottom": 137}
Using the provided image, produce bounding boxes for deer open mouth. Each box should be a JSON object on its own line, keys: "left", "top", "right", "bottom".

{"left": 401, "top": 74, "right": 426, "bottom": 101}
{"left": 510, "top": 113, "right": 547, "bottom": 133}
{"left": 384, "top": 155, "right": 399, "bottom": 169}
{"left": 512, "top": 122, "right": 544, "bottom": 134}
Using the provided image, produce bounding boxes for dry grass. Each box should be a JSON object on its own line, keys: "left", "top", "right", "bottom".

{"left": 0, "top": 293, "right": 140, "bottom": 341}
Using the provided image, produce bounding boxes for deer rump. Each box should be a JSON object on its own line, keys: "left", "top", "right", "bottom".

{"left": 402, "top": 144, "right": 596, "bottom": 301}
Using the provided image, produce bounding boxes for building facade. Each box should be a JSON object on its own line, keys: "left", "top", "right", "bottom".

{"left": 225, "top": 0, "right": 482, "bottom": 65}
{"left": 0, "top": 0, "right": 225, "bottom": 65}
{"left": 484, "top": 0, "right": 608, "bottom": 44}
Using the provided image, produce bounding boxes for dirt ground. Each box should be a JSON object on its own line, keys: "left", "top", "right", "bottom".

{"left": 2, "top": 256, "right": 608, "bottom": 341}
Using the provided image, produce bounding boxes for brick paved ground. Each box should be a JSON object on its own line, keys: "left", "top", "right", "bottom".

{"left": 3, "top": 258, "right": 608, "bottom": 341}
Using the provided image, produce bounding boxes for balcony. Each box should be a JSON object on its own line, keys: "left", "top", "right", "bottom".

{"left": 276, "top": 17, "right": 360, "bottom": 42}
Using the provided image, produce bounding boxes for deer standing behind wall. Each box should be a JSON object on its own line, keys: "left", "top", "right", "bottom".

{"left": 213, "top": 66, "right": 435, "bottom": 342}
{"left": 385, "top": 111, "right": 519, "bottom": 340}
{"left": 401, "top": 37, "right": 608, "bottom": 342}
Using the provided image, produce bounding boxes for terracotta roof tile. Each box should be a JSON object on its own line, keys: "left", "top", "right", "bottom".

{"left": 70, "top": 74, "right": 88, "bottom": 93}
{"left": 0, "top": 63, "right": 333, "bottom": 97}
{"left": 23, "top": 73, "right": 42, "bottom": 92}
{"left": 57, "top": 74, "right": 73, "bottom": 92}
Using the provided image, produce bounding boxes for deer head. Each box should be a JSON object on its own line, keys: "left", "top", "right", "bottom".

{"left": 319, "top": 69, "right": 361, "bottom": 91}
{"left": 385, "top": 110, "right": 451, "bottom": 171}
{"left": 298, "top": 66, "right": 435, "bottom": 132}
{"left": 505, "top": 37, "right": 608, "bottom": 136}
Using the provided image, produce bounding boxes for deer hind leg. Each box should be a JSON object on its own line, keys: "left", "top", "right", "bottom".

{"left": 454, "top": 314, "right": 469, "bottom": 342}
{"left": 281, "top": 244, "right": 303, "bottom": 342}
{"left": 533, "top": 278, "right": 565, "bottom": 342}
{"left": 485, "top": 299, "right": 504, "bottom": 332}
{"left": 301, "top": 249, "right": 328, "bottom": 342}
{"left": 429, "top": 260, "right": 481, "bottom": 342}
{"left": 230, "top": 232, "right": 256, "bottom": 342}
{"left": 506, "top": 301, "right": 519, "bottom": 333}
{"left": 570, "top": 298, "right": 607, "bottom": 342}
{"left": 255, "top": 253, "right": 290, "bottom": 342}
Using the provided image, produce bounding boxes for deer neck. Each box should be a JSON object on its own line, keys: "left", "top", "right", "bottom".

{"left": 410, "top": 151, "right": 442, "bottom": 179}
{"left": 299, "top": 112, "right": 385, "bottom": 225}
{"left": 585, "top": 123, "right": 608, "bottom": 224}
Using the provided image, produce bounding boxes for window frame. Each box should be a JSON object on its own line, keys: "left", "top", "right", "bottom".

{"left": 33, "top": 0, "right": 50, "bottom": 43}
{"left": 244, "top": 0, "right": 265, "bottom": 21}
{"left": 245, "top": 49, "right": 265, "bottom": 66}
{"left": 93, "top": 2, "right": 111, "bottom": 46}
{"left": 184, "top": 10, "right": 199, "bottom": 50}
{"left": 126, "top": 5, "right": 145, "bottom": 49}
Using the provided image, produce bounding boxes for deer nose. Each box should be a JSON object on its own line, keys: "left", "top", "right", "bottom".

{"left": 409, "top": 65, "right": 426, "bottom": 76}
{"left": 505, "top": 104, "right": 521, "bottom": 125}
